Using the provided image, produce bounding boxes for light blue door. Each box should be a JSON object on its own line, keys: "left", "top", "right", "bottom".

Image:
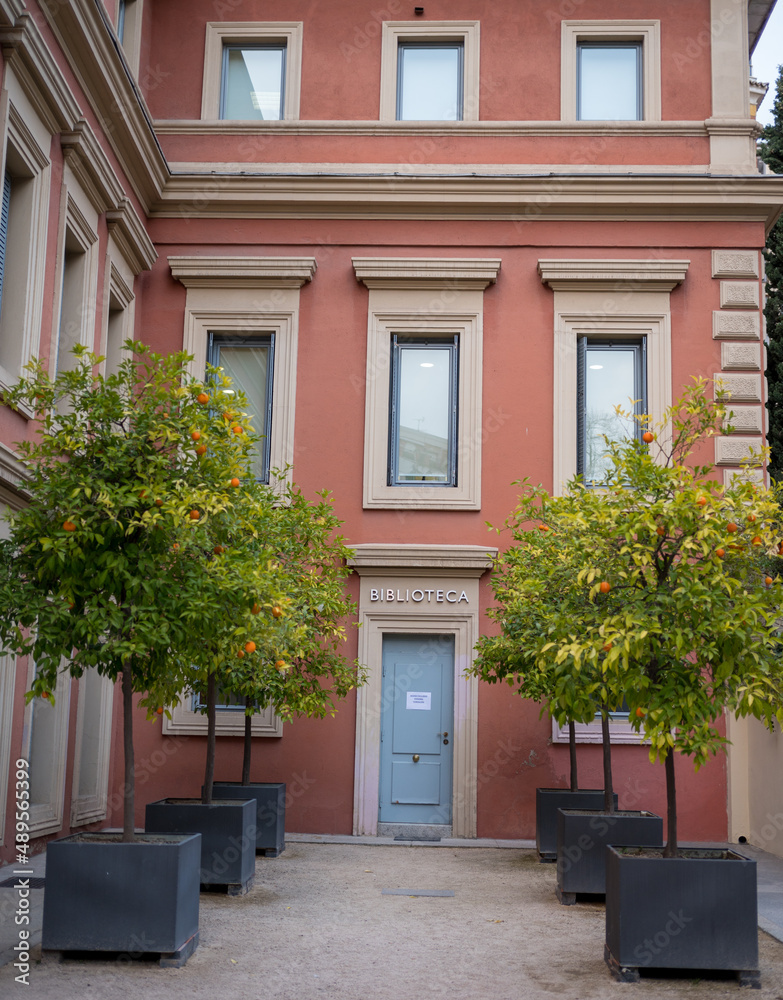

{"left": 379, "top": 634, "right": 454, "bottom": 825}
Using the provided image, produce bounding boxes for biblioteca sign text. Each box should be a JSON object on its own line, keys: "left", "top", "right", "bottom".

{"left": 370, "top": 587, "right": 470, "bottom": 604}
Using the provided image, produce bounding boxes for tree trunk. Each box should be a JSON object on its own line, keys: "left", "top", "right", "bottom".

{"left": 121, "top": 658, "right": 136, "bottom": 842}
{"left": 241, "top": 696, "right": 253, "bottom": 786}
{"left": 568, "top": 721, "right": 578, "bottom": 793}
{"left": 663, "top": 750, "right": 678, "bottom": 857}
{"left": 601, "top": 711, "right": 615, "bottom": 814}
{"left": 202, "top": 671, "right": 216, "bottom": 805}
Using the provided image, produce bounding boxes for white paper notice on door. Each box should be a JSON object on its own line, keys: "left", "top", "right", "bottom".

{"left": 406, "top": 692, "right": 432, "bottom": 710}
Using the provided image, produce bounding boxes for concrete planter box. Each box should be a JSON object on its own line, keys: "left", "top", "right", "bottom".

{"left": 605, "top": 846, "right": 759, "bottom": 986}
{"left": 556, "top": 809, "right": 663, "bottom": 903}
{"left": 41, "top": 832, "right": 201, "bottom": 967}
{"left": 145, "top": 798, "right": 255, "bottom": 894}
{"left": 535, "top": 788, "right": 617, "bottom": 860}
{"left": 210, "top": 781, "right": 286, "bottom": 857}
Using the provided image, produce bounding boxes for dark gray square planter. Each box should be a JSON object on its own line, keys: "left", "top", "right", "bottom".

{"left": 605, "top": 846, "right": 759, "bottom": 987}
{"left": 536, "top": 788, "right": 617, "bottom": 860}
{"left": 210, "top": 781, "right": 286, "bottom": 857}
{"left": 145, "top": 798, "right": 256, "bottom": 894}
{"left": 41, "top": 832, "right": 200, "bottom": 967}
{"left": 556, "top": 809, "right": 663, "bottom": 903}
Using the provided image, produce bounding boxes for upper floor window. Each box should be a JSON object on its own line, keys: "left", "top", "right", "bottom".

{"left": 397, "top": 43, "right": 464, "bottom": 121}
{"left": 577, "top": 42, "right": 642, "bottom": 121}
{"left": 561, "top": 21, "right": 661, "bottom": 122}
{"left": 576, "top": 337, "right": 647, "bottom": 484}
{"left": 221, "top": 44, "right": 286, "bottom": 121}
{"left": 0, "top": 174, "right": 11, "bottom": 322}
{"left": 201, "top": 23, "right": 303, "bottom": 121}
{"left": 389, "top": 335, "right": 458, "bottom": 486}
{"left": 380, "top": 21, "right": 480, "bottom": 122}
{"left": 208, "top": 333, "right": 275, "bottom": 483}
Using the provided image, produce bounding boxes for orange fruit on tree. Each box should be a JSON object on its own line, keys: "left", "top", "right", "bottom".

{"left": 197, "top": 392, "right": 209, "bottom": 404}
{"left": 748, "top": 514, "right": 757, "bottom": 522}
{"left": 716, "top": 548, "right": 725, "bottom": 558}
{"left": 63, "top": 520, "right": 76, "bottom": 532}
{"left": 230, "top": 478, "right": 240, "bottom": 488}
{"left": 642, "top": 431, "right": 654, "bottom": 443}
{"left": 276, "top": 660, "right": 287, "bottom": 671}
{"left": 765, "top": 576, "right": 774, "bottom": 586}
{"left": 189, "top": 510, "right": 200, "bottom": 520}
{"left": 251, "top": 603, "right": 261, "bottom": 615}
{"left": 196, "top": 445, "right": 207, "bottom": 457}
{"left": 599, "top": 581, "right": 611, "bottom": 594}
{"left": 272, "top": 605, "right": 283, "bottom": 618}
{"left": 752, "top": 536, "right": 762, "bottom": 546}
{"left": 726, "top": 522, "right": 738, "bottom": 533}
{"left": 171, "top": 543, "right": 179, "bottom": 551}
{"left": 42, "top": 692, "right": 49, "bottom": 700}
{"left": 603, "top": 642, "right": 612, "bottom": 652}
{"left": 155, "top": 498, "right": 163, "bottom": 507}
{"left": 245, "top": 641, "right": 256, "bottom": 654}
{"left": 635, "top": 707, "right": 646, "bottom": 718}
{"left": 232, "top": 425, "right": 244, "bottom": 435}
{"left": 656, "top": 526, "right": 666, "bottom": 537}
{"left": 213, "top": 545, "right": 223, "bottom": 555}
{"left": 538, "top": 524, "right": 549, "bottom": 532}
{"left": 191, "top": 430, "right": 201, "bottom": 441}
{"left": 222, "top": 411, "right": 232, "bottom": 421}
{"left": 696, "top": 496, "right": 708, "bottom": 507}
{"left": 237, "top": 649, "right": 245, "bottom": 659}
{"left": 156, "top": 707, "right": 163, "bottom": 715}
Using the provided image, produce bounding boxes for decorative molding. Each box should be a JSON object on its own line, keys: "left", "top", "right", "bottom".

{"left": 153, "top": 173, "right": 783, "bottom": 226}
{"left": 169, "top": 255, "right": 317, "bottom": 288}
{"left": 60, "top": 119, "right": 125, "bottom": 214}
{"left": 715, "top": 373, "right": 763, "bottom": 402}
{"left": 712, "top": 249, "right": 759, "bottom": 278}
{"left": 163, "top": 696, "right": 282, "bottom": 737}
{"left": 105, "top": 197, "right": 157, "bottom": 274}
{"left": 39, "top": 0, "right": 168, "bottom": 211}
{"left": 715, "top": 436, "right": 764, "bottom": 466}
{"left": 538, "top": 258, "right": 689, "bottom": 291}
{"left": 0, "top": 441, "right": 29, "bottom": 506}
{"left": 723, "top": 467, "right": 765, "bottom": 488}
{"left": 0, "top": 11, "right": 82, "bottom": 133}
{"left": 353, "top": 257, "right": 500, "bottom": 290}
{"left": 720, "top": 281, "right": 760, "bottom": 309}
{"left": 721, "top": 342, "right": 761, "bottom": 370}
{"left": 154, "top": 118, "right": 713, "bottom": 138}
{"left": 712, "top": 311, "right": 761, "bottom": 339}
{"left": 348, "top": 544, "right": 497, "bottom": 575}
{"left": 723, "top": 405, "right": 763, "bottom": 435}
{"left": 70, "top": 670, "right": 114, "bottom": 827}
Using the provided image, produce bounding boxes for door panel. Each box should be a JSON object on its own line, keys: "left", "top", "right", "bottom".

{"left": 379, "top": 634, "right": 454, "bottom": 825}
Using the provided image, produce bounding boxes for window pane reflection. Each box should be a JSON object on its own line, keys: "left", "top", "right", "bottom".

{"left": 584, "top": 348, "right": 637, "bottom": 482}
{"left": 398, "top": 45, "right": 462, "bottom": 121}
{"left": 222, "top": 46, "right": 284, "bottom": 120}
{"left": 396, "top": 346, "right": 452, "bottom": 483}
{"left": 578, "top": 45, "right": 640, "bottom": 120}
{"left": 212, "top": 341, "right": 272, "bottom": 482}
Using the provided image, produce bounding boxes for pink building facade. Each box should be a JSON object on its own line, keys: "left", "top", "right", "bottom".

{"left": 0, "top": 0, "right": 781, "bottom": 863}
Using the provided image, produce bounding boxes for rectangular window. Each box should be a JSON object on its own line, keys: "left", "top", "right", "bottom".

{"left": 0, "top": 173, "right": 11, "bottom": 320}
{"left": 389, "top": 335, "right": 458, "bottom": 486}
{"left": 577, "top": 42, "right": 642, "bottom": 121}
{"left": 220, "top": 44, "right": 286, "bottom": 120}
{"left": 397, "top": 42, "right": 464, "bottom": 121}
{"left": 208, "top": 333, "right": 274, "bottom": 483}
{"left": 117, "top": 0, "right": 126, "bottom": 43}
{"left": 577, "top": 338, "right": 646, "bottom": 484}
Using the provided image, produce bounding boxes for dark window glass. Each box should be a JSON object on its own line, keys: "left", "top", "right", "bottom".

{"left": 0, "top": 173, "right": 11, "bottom": 321}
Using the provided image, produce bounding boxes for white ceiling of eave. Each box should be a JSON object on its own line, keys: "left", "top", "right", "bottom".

{"left": 749, "top": 0, "right": 778, "bottom": 54}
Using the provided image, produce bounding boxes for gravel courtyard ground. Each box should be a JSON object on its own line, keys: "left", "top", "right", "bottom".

{"left": 3, "top": 842, "right": 783, "bottom": 1000}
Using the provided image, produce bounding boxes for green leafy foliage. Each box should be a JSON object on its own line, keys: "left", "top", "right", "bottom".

{"left": 472, "top": 380, "right": 783, "bottom": 848}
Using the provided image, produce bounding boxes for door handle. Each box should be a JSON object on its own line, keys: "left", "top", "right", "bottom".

{"left": 412, "top": 754, "right": 420, "bottom": 763}
{"left": 438, "top": 732, "right": 449, "bottom": 737}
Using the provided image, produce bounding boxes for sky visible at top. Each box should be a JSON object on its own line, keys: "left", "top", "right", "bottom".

{"left": 753, "top": 0, "right": 783, "bottom": 125}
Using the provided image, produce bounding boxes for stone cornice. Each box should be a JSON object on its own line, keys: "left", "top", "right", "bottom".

{"left": 153, "top": 118, "right": 718, "bottom": 138}
{"left": 39, "top": 0, "right": 168, "bottom": 212}
{"left": 353, "top": 257, "right": 501, "bottom": 290}
{"left": 152, "top": 173, "right": 783, "bottom": 230}
{"left": 106, "top": 197, "right": 158, "bottom": 275}
{"left": 168, "top": 256, "right": 317, "bottom": 288}
{"left": 61, "top": 119, "right": 125, "bottom": 213}
{"left": 0, "top": 440, "right": 29, "bottom": 508}
{"left": 348, "top": 544, "right": 497, "bottom": 575}
{"left": 0, "top": 10, "right": 82, "bottom": 133}
{"left": 537, "top": 259, "right": 691, "bottom": 292}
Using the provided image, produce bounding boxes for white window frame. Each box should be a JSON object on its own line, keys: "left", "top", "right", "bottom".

{"left": 201, "top": 22, "right": 303, "bottom": 121}
{"left": 169, "top": 255, "right": 316, "bottom": 489}
{"left": 380, "top": 21, "right": 480, "bottom": 122}
{"left": 52, "top": 182, "right": 99, "bottom": 376}
{"left": 22, "top": 662, "right": 71, "bottom": 837}
{"left": 561, "top": 20, "right": 661, "bottom": 122}
{"left": 0, "top": 81, "right": 51, "bottom": 403}
{"left": 0, "top": 654, "right": 16, "bottom": 846}
{"left": 354, "top": 257, "right": 500, "bottom": 511}
{"left": 551, "top": 715, "right": 647, "bottom": 746}
{"left": 70, "top": 669, "right": 114, "bottom": 826}
{"left": 101, "top": 251, "right": 135, "bottom": 377}
{"left": 116, "top": 0, "right": 145, "bottom": 76}
{"left": 162, "top": 695, "right": 282, "bottom": 737}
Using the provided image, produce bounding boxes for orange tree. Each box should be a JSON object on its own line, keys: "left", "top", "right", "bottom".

{"left": 166, "top": 474, "right": 361, "bottom": 803}
{"left": 472, "top": 379, "right": 783, "bottom": 854}
{"left": 0, "top": 342, "right": 288, "bottom": 840}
